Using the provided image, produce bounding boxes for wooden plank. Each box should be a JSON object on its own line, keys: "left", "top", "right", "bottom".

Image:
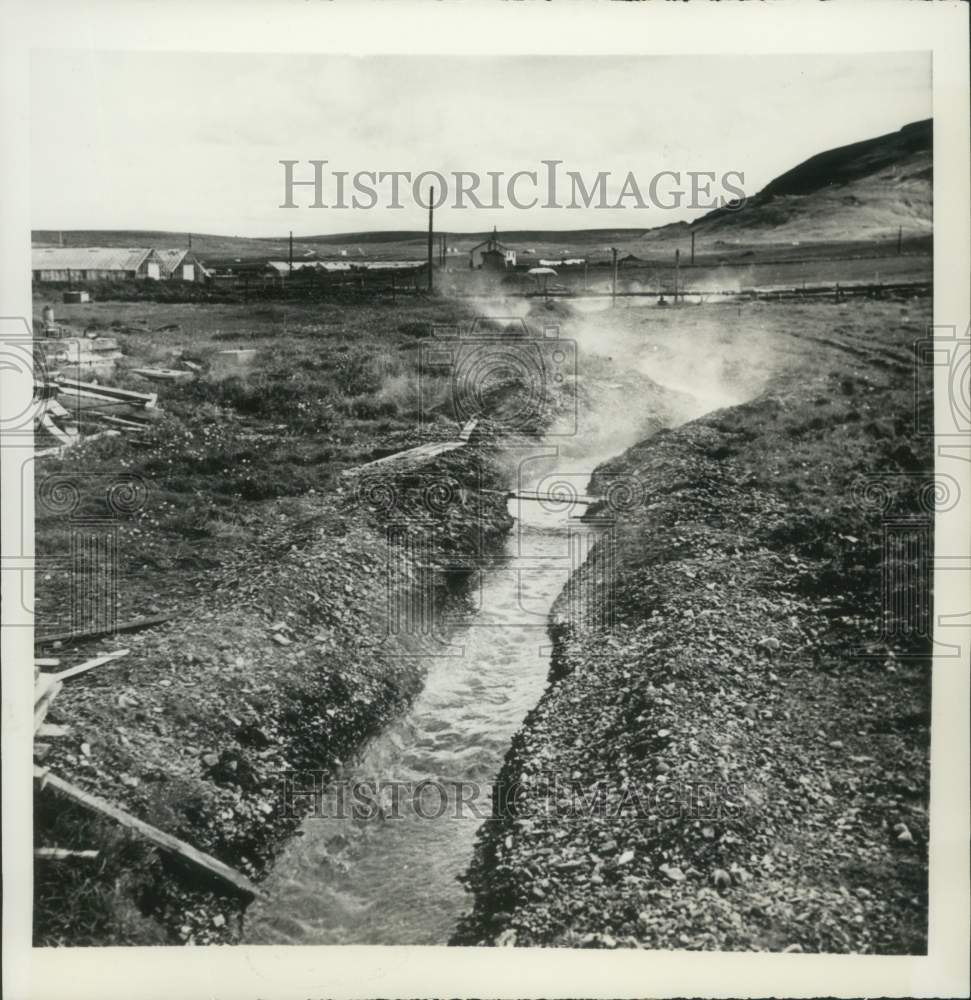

{"left": 34, "top": 658, "right": 61, "bottom": 667}
{"left": 35, "top": 612, "right": 176, "bottom": 647}
{"left": 54, "top": 377, "right": 157, "bottom": 409}
{"left": 86, "top": 412, "right": 148, "bottom": 430}
{"left": 34, "top": 681, "right": 62, "bottom": 734}
{"left": 36, "top": 723, "right": 71, "bottom": 739}
{"left": 34, "top": 847, "right": 100, "bottom": 861}
{"left": 39, "top": 413, "right": 75, "bottom": 445}
{"left": 34, "top": 768, "right": 267, "bottom": 900}
{"left": 131, "top": 368, "right": 194, "bottom": 383}
{"left": 52, "top": 649, "right": 129, "bottom": 683}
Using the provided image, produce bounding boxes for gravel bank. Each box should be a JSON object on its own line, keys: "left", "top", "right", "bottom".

{"left": 455, "top": 300, "right": 932, "bottom": 953}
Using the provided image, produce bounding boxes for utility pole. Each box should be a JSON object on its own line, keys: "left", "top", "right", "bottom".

{"left": 611, "top": 247, "right": 618, "bottom": 307}
{"left": 427, "top": 187, "right": 434, "bottom": 292}
{"left": 690, "top": 230, "right": 695, "bottom": 266}
{"left": 674, "top": 249, "right": 680, "bottom": 305}
{"left": 288, "top": 230, "right": 293, "bottom": 276}
{"left": 584, "top": 257, "right": 588, "bottom": 292}
{"left": 188, "top": 233, "right": 193, "bottom": 250}
{"left": 897, "top": 226, "right": 902, "bottom": 255}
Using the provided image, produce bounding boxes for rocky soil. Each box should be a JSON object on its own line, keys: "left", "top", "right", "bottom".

{"left": 454, "top": 296, "right": 933, "bottom": 953}
{"left": 34, "top": 439, "right": 514, "bottom": 945}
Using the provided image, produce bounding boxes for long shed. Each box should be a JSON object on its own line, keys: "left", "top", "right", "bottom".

{"left": 32, "top": 248, "right": 164, "bottom": 282}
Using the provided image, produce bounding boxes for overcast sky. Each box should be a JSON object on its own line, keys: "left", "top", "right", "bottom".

{"left": 30, "top": 51, "right": 931, "bottom": 237}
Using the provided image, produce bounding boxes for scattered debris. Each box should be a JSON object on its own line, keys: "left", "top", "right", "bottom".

{"left": 34, "top": 767, "right": 267, "bottom": 901}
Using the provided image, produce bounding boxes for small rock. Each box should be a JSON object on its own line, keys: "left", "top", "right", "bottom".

{"left": 782, "top": 943, "right": 803, "bottom": 953}
{"left": 712, "top": 868, "right": 732, "bottom": 890}
{"left": 894, "top": 823, "right": 914, "bottom": 845}
{"left": 496, "top": 928, "right": 517, "bottom": 947}
{"left": 212, "top": 914, "right": 226, "bottom": 928}
{"left": 616, "top": 849, "right": 635, "bottom": 866}
{"left": 659, "top": 864, "right": 685, "bottom": 882}
{"left": 272, "top": 633, "right": 291, "bottom": 646}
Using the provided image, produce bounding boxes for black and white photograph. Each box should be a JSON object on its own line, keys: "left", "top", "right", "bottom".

{"left": 1, "top": 3, "right": 968, "bottom": 999}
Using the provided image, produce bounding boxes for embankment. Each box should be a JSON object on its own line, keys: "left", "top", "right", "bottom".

{"left": 34, "top": 442, "right": 513, "bottom": 946}
{"left": 455, "top": 300, "right": 932, "bottom": 953}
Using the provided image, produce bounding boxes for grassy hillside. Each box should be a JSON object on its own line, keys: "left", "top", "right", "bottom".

{"left": 686, "top": 120, "right": 932, "bottom": 243}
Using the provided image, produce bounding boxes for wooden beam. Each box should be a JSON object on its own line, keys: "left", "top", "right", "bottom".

{"left": 50, "top": 648, "right": 129, "bottom": 683}
{"left": 34, "top": 680, "right": 62, "bottom": 734}
{"left": 34, "top": 768, "right": 267, "bottom": 900}
{"left": 36, "top": 723, "right": 71, "bottom": 739}
{"left": 35, "top": 612, "right": 176, "bottom": 647}
{"left": 34, "top": 847, "right": 100, "bottom": 861}
{"left": 54, "top": 377, "right": 157, "bottom": 409}
{"left": 39, "top": 413, "right": 76, "bottom": 445}
{"left": 85, "top": 412, "right": 148, "bottom": 430}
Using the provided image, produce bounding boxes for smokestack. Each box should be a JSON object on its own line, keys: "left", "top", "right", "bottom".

{"left": 188, "top": 233, "right": 193, "bottom": 250}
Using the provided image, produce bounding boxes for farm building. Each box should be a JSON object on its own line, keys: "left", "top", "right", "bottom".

{"left": 32, "top": 247, "right": 164, "bottom": 282}
{"left": 469, "top": 230, "right": 516, "bottom": 269}
{"left": 156, "top": 249, "right": 208, "bottom": 282}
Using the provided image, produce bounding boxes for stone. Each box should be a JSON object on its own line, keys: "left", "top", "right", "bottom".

{"left": 659, "top": 864, "right": 685, "bottom": 882}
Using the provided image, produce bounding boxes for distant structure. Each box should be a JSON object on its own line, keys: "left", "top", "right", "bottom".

{"left": 156, "top": 248, "right": 208, "bottom": 282}
{"left": 32, "top": 247, "right": 164, "bottom": 282}
{"left": 469, "top": 228, "right": 516, "bottom": 269}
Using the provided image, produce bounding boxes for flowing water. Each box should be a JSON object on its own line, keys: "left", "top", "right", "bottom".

{"left": 244, "top": 319, "right": 678, "bottom": 945}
